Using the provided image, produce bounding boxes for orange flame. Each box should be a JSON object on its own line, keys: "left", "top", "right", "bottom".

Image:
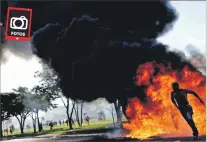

{"left": 123, "top": 62, "right": 206, "bottom": 139}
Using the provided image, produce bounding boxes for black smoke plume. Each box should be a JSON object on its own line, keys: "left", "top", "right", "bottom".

{"left": 3, "top": 1, "right": 176, "bottom": 37}
{"left": 9, "top": 2, "right": 201, "bottom": 106}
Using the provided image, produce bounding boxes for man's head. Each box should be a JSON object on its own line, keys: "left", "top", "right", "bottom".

{"left": 172, "top": 82, "right": 179, "bottom": 91}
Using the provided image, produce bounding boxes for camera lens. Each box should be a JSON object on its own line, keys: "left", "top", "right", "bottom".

{"left": 14, "top": 19, "right": 22, "bottom": 28}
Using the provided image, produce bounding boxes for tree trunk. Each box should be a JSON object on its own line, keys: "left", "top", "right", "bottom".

{"left": 119, "top": 96, "right": 129, "bottom": 121}
{"left": 20, "top": 126, "right": 24, "bottom": 134}
{"left": 75, "top": 101, "right": 81, "bottom": 127}
{"left": 69, "top": 101, "right": 75, "bottom": 128}
{"left": 30, "top": 112, "right": 37, "bottom": 133}
{"left": 68, "top": 118, "right": 73, "bottom": 129}
{"left": 75, "top": 101, "right": 84, "bottom": 127}
{"left": 33, "top": 115, "right": 37, "bottom": 133}
{"left": 114, "top": 99, "right": 122, "bottom": 124}
{"left": 36, "top": 110, "right": 41, "bottom": 132}
{"left": 111, "top": 108, "right": 115, "bottom": 126}
{"left": 66, "top": 99, "right": 73, "bottom": 129}
{"left": 15, "top": 115, "right": 25, "bottom": 134}
{"left": 80, "top": 101, "right": 84, "bottom": 127}
{"left": 33, "top": 123, "right": 36, "bottom": 133}
{"left": 0, "top": 119, "right": 2, "bottom": 138}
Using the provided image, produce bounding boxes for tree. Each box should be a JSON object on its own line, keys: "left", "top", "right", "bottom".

{"left": 97, "top": 110, "right": 106, "bottom": 121}
{"left": 21, "top": 92, "right": 38, "bottom": 133}
{"left": 31, "top": 85, "right": 57, "bottom": 132}
{"left": 22, "top": 89, "right": 51, "bottom": 133}
{"left": 103, "top": 105, "right": 116, "bottom": 126}
{"left": 1, "top": 93, "right": 21, "bottom": 121}
{"left": 74, "top": 100, "right": 84, "bottom": 127}
{"left": 0, "top": 93, "right": 24, "bottom": 137}
{"left": 113, "top": 99, "right": 122, "bottom": 124}
{"left": 34, "top": 62, "right": 76, "bottom": 129}
{"left": 12, "top": 87, "right": 31, "bottom": 134}
{"left": 110, "top": 105, "right": 116, "bottom": 126}
{"left": 29, "top": 111, "right": 37, "bottom": 133}
{"left": 60, "top": 98, "right": 76, "bottom": 129}
{"left": 33, "top": 64, "right": 59, "bottom": 132}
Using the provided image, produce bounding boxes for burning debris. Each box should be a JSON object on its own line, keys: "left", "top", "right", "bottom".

{"left": 123, "top": 62, "right": 206, "bottom": 139}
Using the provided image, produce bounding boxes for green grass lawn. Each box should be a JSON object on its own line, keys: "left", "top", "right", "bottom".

{"left": 4, "top": 120, "right": 113, "bottom": 138}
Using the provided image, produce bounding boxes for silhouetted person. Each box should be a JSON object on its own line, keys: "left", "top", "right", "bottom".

{"left": 9, "top": 125, "right": 14, "bottom": 134}
{"left": 39, "top": 123, "right": 43, "bottom": 132}
{"left": 171, "top": 82, "right": 205, "bottom": 140}
{"left": 59, "top": 120, "right": 62, "bottom": 125}
{"left": 66, "top": 119, "right": 68, "bottom": 126}
{"left": 49, "top": 121, "right": 53, "bottom": 130}
{"left": 85, "top": 116, "right": 90, "bottom": 125}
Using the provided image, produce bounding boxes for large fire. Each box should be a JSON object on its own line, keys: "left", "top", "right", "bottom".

{"left": 123, "top": 62, "right": 206, "bottom": 139}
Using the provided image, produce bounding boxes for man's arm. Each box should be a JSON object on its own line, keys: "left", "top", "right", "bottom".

{"left": 171, "top": 92, "right": 179, "bottom": 109}
{"left": 183, "top": 89, "right": 205, "bottom": 105}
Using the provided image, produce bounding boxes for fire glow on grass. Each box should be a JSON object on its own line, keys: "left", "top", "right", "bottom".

{"left": 123, "top": 62, "right": 206, "bottom": 139}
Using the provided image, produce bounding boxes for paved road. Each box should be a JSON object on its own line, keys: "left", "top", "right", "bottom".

{"left": 1, "top": 138, "right": 93, "bottom": 142}
{"left": 1, "top": 135, "right": 206, "bottom": 142}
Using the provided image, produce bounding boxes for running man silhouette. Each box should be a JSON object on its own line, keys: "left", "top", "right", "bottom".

{"left": 171, "top": 82, "right": 205, "bottom": 140}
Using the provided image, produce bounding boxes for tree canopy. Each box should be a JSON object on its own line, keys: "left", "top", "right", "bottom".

{"left": 1, "top": 93, "right": 24, "bottom": 121}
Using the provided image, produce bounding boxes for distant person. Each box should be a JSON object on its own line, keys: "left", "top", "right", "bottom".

{"left": 4, "top": 129, "right": 8, "bottom": 136}
{"left": 171, "top": 82, "right": 205, "bottom": 140}
{"left": 49, "top": 121, "right": 54, "bottom": 130}
{"left": 9, "top": 125, "right": 14, "bottom": 134}
{"left": 10, "top": 128, "right": 12, "bottom": 134}
{"left": 39, "top": 123, "right": 43, "bottom": 132}
{"left": 85, "top": 116, "right": 90, "bottom": 125}
{"left": 59, "top": 120, "right": 62, "bottom": 125}
{"left": 63, "top": 120, "right": 64, "bottom": 125}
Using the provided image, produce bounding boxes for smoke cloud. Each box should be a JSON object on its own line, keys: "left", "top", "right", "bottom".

{"left": 0, "top": 1, "right": 35, "bottom": 62}
{"left": 2, "top": 1, "right": 201, "bottom": 106}
{"left": 186, "top": 44, "right": 206, "bottom": 66}
{"left": 0, "top": 23, "right": 33, "bottom": 63}
{"left": 30, "top": 1, "right": 199, "bottom": 104}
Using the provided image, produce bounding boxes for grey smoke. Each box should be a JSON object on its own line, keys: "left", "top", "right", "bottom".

{"left": 186, "top": 44, "right": 204, "bottom": 57}
{"left": 105, "top": 127, "right": 127, "bottom": 139}
{"left": 0, "top": 25, "right": 33, "bottom": 63}
{"left": 185, "top": 44, "right": 206, "bottom": 74}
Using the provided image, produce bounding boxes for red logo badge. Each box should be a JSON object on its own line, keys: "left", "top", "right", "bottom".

{"left": 5, "top": 7, "right": 32, "bottom": 42}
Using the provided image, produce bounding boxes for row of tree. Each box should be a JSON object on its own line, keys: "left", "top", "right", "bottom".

{"left": 1, "top": 62, "right": 123, "bottom": 137}
{"left": 1, "top": 85, "right": 57, "bottom": 135}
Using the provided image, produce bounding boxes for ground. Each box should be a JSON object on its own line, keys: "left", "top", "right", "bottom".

{"left": 4, "top": 120, "right": 113, "bottom": 137}
{"left": 1, "top": 120, "right": 206, "bottom": 142}
{"left": 1, "top": 135, "right": 206, "bottom": 142}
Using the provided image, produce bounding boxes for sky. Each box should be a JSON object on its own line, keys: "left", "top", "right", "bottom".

{"left": 158, "top": 1, "right": 206, "bottom": 54}
{"left": 1, "top": 1, "right": 206, "bottom": 97}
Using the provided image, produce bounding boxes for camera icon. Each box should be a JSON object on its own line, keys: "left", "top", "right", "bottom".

{"left": 10, "top": 16, "right": 28, "bottom": 30}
